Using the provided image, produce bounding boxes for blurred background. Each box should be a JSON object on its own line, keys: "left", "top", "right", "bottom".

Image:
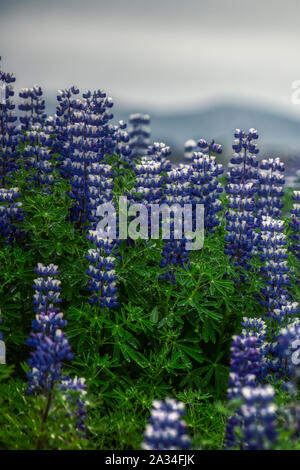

{"left": 1, "top": 0, "right": 300, "bottom": 181}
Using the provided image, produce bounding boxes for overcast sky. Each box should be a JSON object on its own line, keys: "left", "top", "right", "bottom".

{"left": 1, "top": 0, "right": 300, "bottom": 116}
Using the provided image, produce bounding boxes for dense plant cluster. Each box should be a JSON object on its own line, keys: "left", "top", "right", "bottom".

{"left": 0, "top": 57, "right": 299, "bottom": 450}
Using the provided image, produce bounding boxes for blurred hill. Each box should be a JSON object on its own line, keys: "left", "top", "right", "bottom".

{"left": 46, "top": 99, "right": 300, "bottom": 174}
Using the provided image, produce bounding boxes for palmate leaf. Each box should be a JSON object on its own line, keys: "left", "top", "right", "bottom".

{"left": 119, "top": 344, "right": 148, "bottom": 368}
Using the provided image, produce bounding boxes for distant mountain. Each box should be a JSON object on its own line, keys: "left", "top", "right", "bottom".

{"left": 46, "top": 100, "right": 300, "bottom": 171}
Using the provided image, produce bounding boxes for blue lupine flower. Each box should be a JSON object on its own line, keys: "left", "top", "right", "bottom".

{"left": 26, "top": 308, "right": 74, "bottom": 394}
{"left": 132, "top": 157, "right": 166, "bottom": 205}
{"left": 33, "top": 263, "right": 62, "bottom": 314}
{"left": 224, "top": 129, "right": 259, "bottom": 272}
{"left": 184, "top": 139, "right": 197, "bottom": 161}
{"left": 289, "top": 190, "right": 300, "bottom": 260}
{"left": 259, "top": 216, "right": 298, "bottom": 324}
{"left": 190, "top": 152, "right": 223, "bottom": 233}
{"left": 142, "top": 398, "right": 190, "bottom": 450}
{"left": 112, "top": 120, "right": 132, "bottom": 163}
{"left": 238, "top": 385, "right": 277, "bottom": 450}
{"left": 22, "top": 124, "right": 55, "bottom": 190}
{"left": 86, "top": 163, "right": 114, "bottom": 227}
{"left": 197, "top": 138, "right": 223, "bottom": 156}
{"left": 256, "top": 158, "right": 285, "bottom": 220}
{"left": 86, "top": 233, "right": 118, "bottom": 308}
{"left": 147, "top": 142, "right": 171, "bottom": 171}
{"left": 0, "top": 60, "right": 19, "bottom": 187}
{"left": 128, "top": 113, "right": 151, "bottom": 159}
{"left": 160, "top": 165, "right": 192, "bottom": 282}
{"left": 55, "top": 86, "right": 82, "bottom": 177}
{"left": 226, "top": 332, "right": 264, "bottom": 448}
{"left": 0, "top": 187, "right": 24, "bottom": 244}
{"left": 271, "top": 320, "right": 300, "bottom": 378}
{"left": 59, "top": 376, "right": 87, "bottom": 434}
{"left": 65, "top": 92, "right": 117, "bottom": 227}
{"left": 19, "top": 85, "right": 47, "bottom": 131}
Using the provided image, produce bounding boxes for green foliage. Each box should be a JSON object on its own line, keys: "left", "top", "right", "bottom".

{"left": 0, "top": 159, "right": 298, "bottom": 449}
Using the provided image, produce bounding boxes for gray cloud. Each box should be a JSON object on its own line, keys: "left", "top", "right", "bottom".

{"left": 1, "top": 0, "right": 300, "bottom": 116}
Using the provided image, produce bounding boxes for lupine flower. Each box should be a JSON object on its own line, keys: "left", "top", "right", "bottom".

{"left": 259, "top": 216, "right": 298, "bottom": 324}
{"left": 147, "top": 142, "right": 171, "bottom": 171}
{"left": 132, "top": 157, "right": 166, "bottom": 206}
{"left": 26, "top": 308, "right": 74, "bottom": 394}
{"left": 86, "top": 233, "right": 118, "bottom": 308}
{"left": 111, "top": 119, "right": 132, "bottom": 163}
{"left": 33, "top": 263, "right": 62, "bottom": 314}
{"left": 184, "top": 139, "right": 197, "bottom": 161}
{"left": 59, "top": 376, "right": 87, "bottom": 434}
{"left": 241, "top": 317, "right": 270, "bottom": 372}
{"left": 86, "top": 163, "right": 114, "bottom": 227}
{"left": 271, "top": 320, "right": 300, "bottom": 377}
{"left": 128, "top": 113, "right": 151, "bottom": 159}
{"left": 0, "top": 187, "right": 24, "bottom": 244}
{"left": 22, "top": 124, "right": 55, "bottom": 190}
{"left": 54, "top": 86, "right": 81, "bottom": 177}
{"left": 0, "top": 59, "right": 19, "bottom": 187}
{"left": 142, "top": 398, "right": 190, "bottom": 450}
{"left": 238, "top": 385, "right": 277, "bottom": 450}
{"left": 226, "top": 333, "right": 264, "bottom": 448}
{"left": 65, "top": 91, "right": 116, "bottom": 227}
{"left": 289, "top": 190, "right": 300, "bottom": 260}
{"left": 160, "top": 165, "right": 192, "bottom": 282}
{"left": 224, "top": 129, "right": 259, "bottom": 272}
{"left": 190, "top": 152, "right": 223, "bottom": 233}
{"left": 19, "top": 85, "right": 47, "bottom": 131}
{"left": 256, "top": 158, "right": 285, "bottom": 220}
{"left": 197, "top": 138, "right": 222, "bottom": 156}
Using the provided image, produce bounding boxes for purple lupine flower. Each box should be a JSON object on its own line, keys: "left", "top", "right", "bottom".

{"left": 128, "top": 113, "right": 151, "bottom": 159}
{"left": 0, "top": 59, "right": 19, "bottom": 187}
{"left": 19, "top": 85, "right": 47, "bottom": 131}
{"left": 184, "top": 139, "right": 197, "bottom": 161}
{"left": 33, "top": 263, "right": 62, "bottom": 314}
{"left": 142, "top": 398, "right": 190, "bottom": 450}
{"left": 22, "top": 124, "right": 55, "bottom": 190}
{"left": 224, "top": 129, "right": 259, "bottom": 273}
{"left": 225, "top": 332, "right": 264, "bottom": 448}
{"left": 197, "top": 138, "right": 223, "bottom": 156}
{"left": 160, "top": 164, "right": 192, "bottom": 282}
{"left": 59, "top": 376, "right": 87, "bottom": 434}
{"left": 111, "top": 120, "right": 132, "bottom": 164}
{"left": 271, "top": 320, "right": 300, "bottom": 378}
{"left": 65, "top": 92, "right": 116, "bottom": 227}
{"left": 190, "top": 152, "right": 223, "bottom": 233}
{"left": 54, "top": 86, "right": 82, "bottom": 177}
{"left": 26, "top": 309, "right": 74, "bottom": 394}
{"left": 86, "top": 234, "right": 118, "bottom": 308}
{"left": 0, "top": 187, "right": 24, "bottom": 244}
{"left": 147, "top": 142, "right": 171, "bottom": 171}
{"left": 238, "top": 385, "right": 277, "bottom": 450}
{"left": 259, "top": 216, "right": 298, "bottom": 324}
{"left": 289, "top": 190, "right": 300, "bottom": 260}
{"left": 132, "top": 157, "right": 166, "bottom": 206}
{"left": 86, "top": 163, "right": 114, "bottom": 227}
{"left": 241, "top": 317, "right": 270, "bottom": 375}
{"left": 256, "top": 158, "right": 285, "bottom": 220}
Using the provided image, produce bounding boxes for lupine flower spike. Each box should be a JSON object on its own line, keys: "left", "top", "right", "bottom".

{"left": 142, "top": 399, "right": 190, "bottom": 450}
{"left": 289, "top": 191, "right": 300, "bottom": 260}
{"left": 0, "top": 58, "right": 19, "bottom": 187}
